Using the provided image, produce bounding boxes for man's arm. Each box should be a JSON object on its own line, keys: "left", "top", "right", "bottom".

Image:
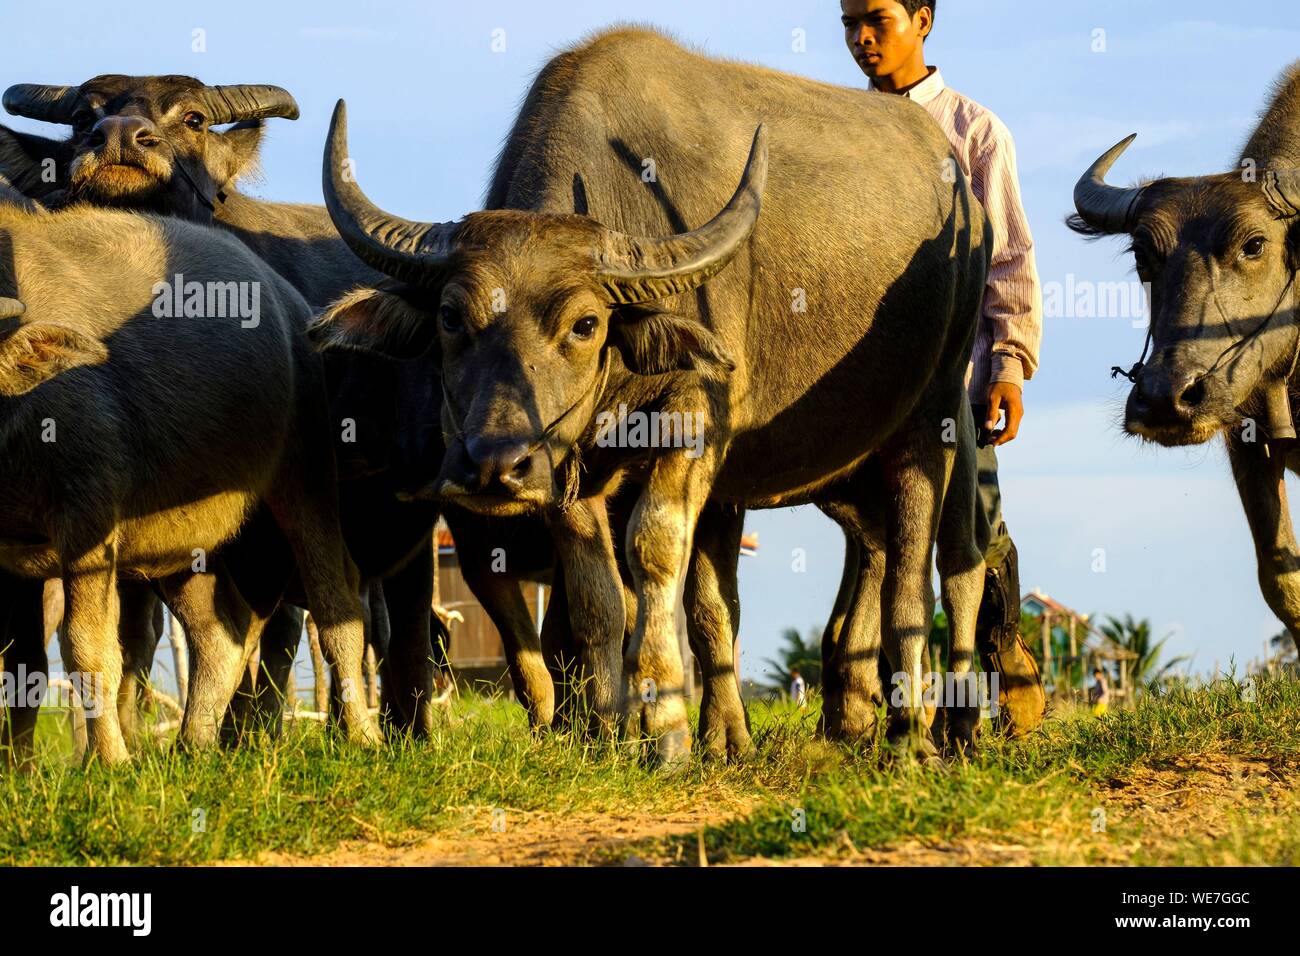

{"left": 973, "top": 120, "right": 1043, "bottom": 445}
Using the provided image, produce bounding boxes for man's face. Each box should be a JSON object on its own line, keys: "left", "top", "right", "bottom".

{"left": 841, "top": 0, "right": 928, "bottom": 80}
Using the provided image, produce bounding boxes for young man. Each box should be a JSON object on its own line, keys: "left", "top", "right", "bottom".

{"left": 841, "top": 0, "right": 1046, "bottom": 734}
{"left": 1089, "top": 667, "right": 1110, "bottom": 717}
{"left": 790, "top": 668, "right": 808, "bottom": 708}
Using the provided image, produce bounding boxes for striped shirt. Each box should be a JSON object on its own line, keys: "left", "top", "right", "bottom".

{"left": 871, "top": 68, "right": 1042, "bottom": 397}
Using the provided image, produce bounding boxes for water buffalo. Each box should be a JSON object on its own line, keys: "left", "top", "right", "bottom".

{"left": 0, "top": 75, "right": 506, "bottom": 738}
{"left": 1, "top": 75, "right": 378, "bottom": 307}
{"left": 313, "top": 27, "right": 989, "bottom": 765}
{"left": 1070, "top": 63, "right": 1300, "bottom": 645}
{"left": 0, "top": 198, "right": 379, "bottom": 763}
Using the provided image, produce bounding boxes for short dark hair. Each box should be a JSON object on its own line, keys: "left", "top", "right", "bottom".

{"left": 899, "top": 1, "right": 936, "bottom": 19}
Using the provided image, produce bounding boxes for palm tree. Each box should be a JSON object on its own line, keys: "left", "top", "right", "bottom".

{"left": 1269, "top": 629, "right": 1298, "bottom": 671}
{"left": 762, "top": 627, "right": 821, "bottom": 695}
{"left": 1098, "top": 614, "right": 1189, "bottom": 687}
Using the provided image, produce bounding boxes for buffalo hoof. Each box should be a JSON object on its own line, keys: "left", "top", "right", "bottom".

{"left": 84, "top": 737, "right": 132, "bottom": 766}
{"left": 349, "top": 723, "right": 383, "bottom": 747}
{"left": 943, "top": 707, "right": 981, "bottom": 759}
{"left": 820, "top": 707, "right": 878, "bottom": 746}
{"left": 885, "top": 725, "right": 945, "bottom": 770}
{"left": 699, "top": 700, "right": 755, "bottom": 763}
{"left": 653, "top": 726, "right": 691, "bottom": 773}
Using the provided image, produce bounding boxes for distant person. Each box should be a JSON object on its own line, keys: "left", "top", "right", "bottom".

{"left": 1089, "top": 667, "right": 1110, "bottom": 716}
{"left": 790, "top": 668, "right": 807, "bottom": 708}
{"left": 841, "top": 0, "right": 1046, "bottom": 734}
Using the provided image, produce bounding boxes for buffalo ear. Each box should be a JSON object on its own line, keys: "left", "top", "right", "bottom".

{"left": 608, "top": 304, "right": 736, "bottom": 377}
{"left": 309, "top": 281, "right": 440, "bottom": 362}
{"left": 213, "top": 120, "right": 265, "bottom": 186}
{"left": 0, "top": 323, "right": 108, "bottom": 396}
{"left": 0, "top": 124, "right": 74, "bottom": 201}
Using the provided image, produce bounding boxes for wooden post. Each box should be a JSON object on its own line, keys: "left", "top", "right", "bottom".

{"left": 431, "top": 528, "right": 441, "bottom": 607}
{"left": 364, "top": 644, "right": 379, "bottom": 710}
{"left": 1040, "top": 613, "right": 1053, "bottom": 690}
{"left": 1068, "top": 615, "right": 1078, "bottom": 690}
{"left": 306, "top": 614, "right": 329, "bottom": 714}
{"left": 167, "top": 608, "right": 189, "bottom": 711}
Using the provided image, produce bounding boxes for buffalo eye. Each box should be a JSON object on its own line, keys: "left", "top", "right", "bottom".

{"left": 439, "top": 304, "right": 463, "bottom": 333}
{"left": 183, "top": 111, "right": 206, "bottom": 131}
{"left": 1240, "top": 235, "right": 1266, "bottom": 261}
{"left": 70, "top": 108, "right": 94, "bottom": 132}
{"left": 571, "top": 315, "right": 598, "bottom": 340}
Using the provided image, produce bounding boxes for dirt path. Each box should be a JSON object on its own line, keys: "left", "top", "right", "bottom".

{"left": 247, "top": 805, "right": 737, "bottom": 867}
{"left": 233, "top": 756, "right": 1297, "bottom": 867}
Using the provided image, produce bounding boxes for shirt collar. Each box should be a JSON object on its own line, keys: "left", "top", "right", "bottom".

{"left": 869, "top": 66, "right": 945, "bottom": 105}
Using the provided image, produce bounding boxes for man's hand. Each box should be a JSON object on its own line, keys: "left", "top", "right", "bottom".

{"left": 984, "top": 382, "right": 1023, "bottom": 446}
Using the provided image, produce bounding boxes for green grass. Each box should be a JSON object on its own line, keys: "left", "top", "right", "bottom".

{"left": 692, "top": 675, "right": 1300, "bottom": 865}
{"left": 2, "top": 676, "right": 1298, "bottom": 865}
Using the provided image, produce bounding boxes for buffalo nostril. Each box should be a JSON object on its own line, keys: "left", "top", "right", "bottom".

{"left": 497, "top": 450, "right": 533, "bottom": 493}
{"left": 508, "top": 452, "right": 532, "bottom": 480}
{"left": 465, "top": 438, "right": 533, "bottom": 495}
{"left": 1178, "top": 378, "right": 1206, "bottom": 412}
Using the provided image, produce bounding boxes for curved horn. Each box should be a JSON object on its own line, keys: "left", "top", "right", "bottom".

{"left": 596, "top": 125, "right": 768, "bottom": 305}
{"left": 0, "top": 298, "right": 24, "bottom": 319}
{"left": 200, "top": 85, "right": 300, "bottom": 125}
{"left": 1073, "top": 133, "right": 1145, "bottom": 234}
{"left": 322, "top": 99, "right": 457, "bottom": 284}
{"left": 3, "top": 84, "right": 82, "bottom": 124}
{"left": 1263, "top": 169, "right": 1300, "bottom": 217}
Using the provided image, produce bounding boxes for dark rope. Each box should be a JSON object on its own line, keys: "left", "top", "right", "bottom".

{"left": 440, "top": 347, "right": 611, "bottom": 507}
{"left": 1111, "top": 327, "right": 1152, "bottom": 383}
{"left": 155, "top": 133, "right": 224, "bottom": 213}
{"left": 1110, "top": 270, "right": 1298, "bottom": 383}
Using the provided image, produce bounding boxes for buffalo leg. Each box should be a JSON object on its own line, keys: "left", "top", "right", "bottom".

{"left": 935, "top": 402, "right": 985, "bottom": 755}
{"left": 59, "top": 562, "right": 130, "bottom": 765}
{"left": 380, "top": 546, "right": 437, "bottom": 736}
{"left": 622, "top": 449, "right": 711, "bottom": 769}
{"left": 1, "top": 574, "right": 47, "bottom": 769}
{"left": 824, "top": 540, "right": 887, "bottom": 743}
{"left": 457, "top": 543, "right": 555, "bottom": 731}
{"left": 551, "top": 497, "right": 624, "bottom": 737}
{"left": 684, "top": 501, "right": 754, "bottom": 761}
{"left": 448, "top": 509, "right": 557, "bottom": 730}
{"left": 539, "top": 561, "right": 580, "bottom": 730}
{"left": 818, "top": 533, "right": 860, "bottom": 737}
{"left": 162, "top": 569, "right": 258, "bottom": 748}
{"left": 244, "top": 603, "right": 304, "bottom": 739}
{"left": 1230, "top": 434, "right": 1300, "bottom": 634}
{"left": 266, "top": 502, "right": 378, "bottom": 745}
{"left": 116, "top": 583, "right": 162, "bottom": 751}
{"left": 880, "top": 427, "right": 948, "bottom": 761}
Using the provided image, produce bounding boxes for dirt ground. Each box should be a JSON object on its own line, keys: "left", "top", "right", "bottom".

{"left": 236, "top": 756, "right": 1298, "bottom": 867}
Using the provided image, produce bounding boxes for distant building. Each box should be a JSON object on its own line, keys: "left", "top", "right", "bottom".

{"left": 1021, "top": 588, "right": 1138, "bottom": 704}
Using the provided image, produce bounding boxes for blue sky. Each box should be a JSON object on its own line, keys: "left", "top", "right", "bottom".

{"left": 7, "top": 1, "right": 1300, "bottom": 680}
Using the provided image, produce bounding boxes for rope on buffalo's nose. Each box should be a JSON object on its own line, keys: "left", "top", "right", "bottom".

{"left": 155, "top": 133, "right": 224, "bottom": 213}
{"left": 1203, "top": 270, "right": 1298, "bottom": 378}
{"left": 1111, "top": 328, "right": 1152, "bottom": 383}
{"left": 438, "top": 349, "right": 610, "bottom": 510}
{"left": 1114, "top": 271, "right": 1300, "bottom": 385}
